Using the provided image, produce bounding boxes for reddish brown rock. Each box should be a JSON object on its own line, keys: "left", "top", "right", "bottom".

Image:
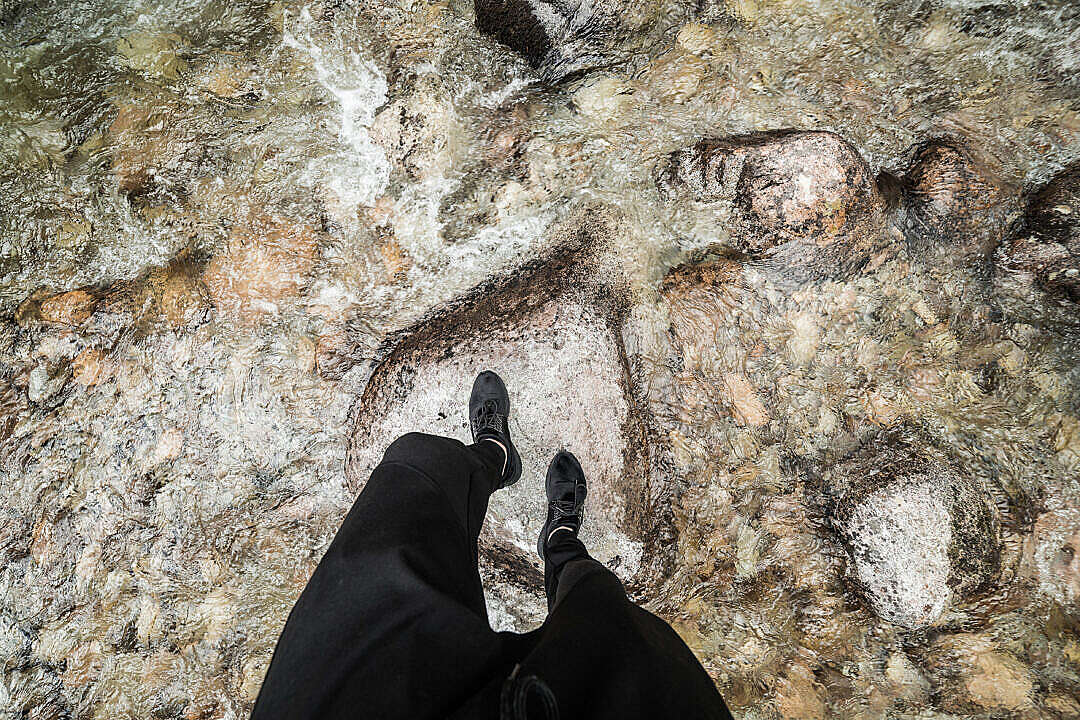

{"left": 894, "top": 139, "right": 1018, "bottom": 258}
{"left": 377, "top": 236, "right": 412, "bottom": 282}
{"left": 203, "top": 213, "right": 320, "bottom": 323}
{"left": 998, "top": 162, "right": 1080, "bottom": 302}
{"left": 657, "top": 130, "right": 887, "bottom": 280}
{"left": 144, "top": 256, "right": 211, "bottom": 329}
{"left": 39, "top": 289, "right": 99, "bottom": 326}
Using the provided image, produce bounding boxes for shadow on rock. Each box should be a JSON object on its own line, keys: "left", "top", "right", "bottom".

{"left": 997, "top": 161, "right": 1080, "bottom": 305}
{"left": 474, "top": 0, "right": 650, "bottom": 82}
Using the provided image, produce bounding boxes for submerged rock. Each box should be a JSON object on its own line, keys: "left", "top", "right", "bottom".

{"left": 892, "top": 138, "right": 1018, "bottom": 258}
{"left": 474, "top": 0, "right": 645, "bottom": 82}
{"left": 38, "top": 289, "right": 99, "bottom": 326}
{"left": 202, "top": 213, "right": 320, "bottom": 324}
{"left": 997, "top": 162, "right": 1080, "bottom": 302}
{"left": 823, "top": 431, "right": 1002, "bottom": 628}
{"left": 922, "top": 633, "right": 1036, "bottom": 713}
{"left": 657, "top": 130, "right": 887, "bottom": 281}
{"left": 1030, "top": 505, "right": 1080, "bottom": 608}
{"left": 116, "top": 32, "right": 187, "bottom": 81}
{"left": 27, "top": 362, "right": 69, "bottom": 403}
{"left": 369, "top": 82, "right": 460, "bottom": 182}
{"left": 108, "top": 103, "right": 192, "bottom": 196}
{"left": 657, "top": 257, "right": 774, "bottom": 428}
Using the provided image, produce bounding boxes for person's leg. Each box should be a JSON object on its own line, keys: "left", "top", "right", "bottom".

{"left": 518, "top": 451, "right": 734, "bottom": 720}
{"left": 542, "top": 528, "right": 594, "bottom": 610}
{"left": 251, "top": 433, "right": 508, "bottom": 720}
{"left": 251, "top": 372, "right": 524, "bottom": 720}
{"left": 537, "top": 450, "right": 591, "bottom": 611}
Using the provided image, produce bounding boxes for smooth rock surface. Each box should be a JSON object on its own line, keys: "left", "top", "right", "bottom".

{"left": 657, "top": 130, "right": 888, "bottom": 281}
{"left": 823, "top": 432, "right": 1002, "bottom": 628}
{"left": 346, "top": 222, "right": 650, "bottom": 627}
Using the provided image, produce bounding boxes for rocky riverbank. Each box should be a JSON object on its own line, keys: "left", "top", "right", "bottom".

{"left": 1, "top": 0, "right": 1079, "bottom": 718}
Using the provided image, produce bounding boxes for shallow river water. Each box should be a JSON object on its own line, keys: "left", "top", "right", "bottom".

{"left": 1, "top": 0, "right": 1079, "bottom": 717}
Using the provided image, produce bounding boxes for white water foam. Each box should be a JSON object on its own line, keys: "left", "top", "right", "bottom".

{"left": 283, "top": 6, "right": 390, "bottom": 216}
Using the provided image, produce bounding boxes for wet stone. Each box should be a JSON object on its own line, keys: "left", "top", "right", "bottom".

{"left": 1031, "top": 505, "right": 1080, "bottom": 608}
{"left": 657, "top": 257, "right": 774, "bottom": 430}
{"left": 38, "top": 289, "right": 99, "bottom": 326}
{"left": 822, "top": 431, "right": 1002, "bottom": 628}
{"left": 202, "top": 213, "right": 320, "bottom": 324}
{"left": 369, "top": 83, "right": 459, "bottom": 182}
{"left": 72, "top": 348, "right": 114, "bottom": 387}
{"left": 108, "top": 103, "right": 193, "bottom": 196}
{"left": 997, "top": 162, "right": 1080, "bottom": 302}
{"left": 474, "top": 0, "right": 648, "bottom": 82}
{"left": 116, "top": 32, "right": 187, "bottom": 81}
{"left": 346, "top": 244, "right": 648, "bottom": 628}
{"left": 657, "top": 130, "right": 887, "bottom": 282}
{"left": 922, "top": 633, "right": 1036, "bottom": 713}
{"left": 27, "top": 363, "right": 69, "bottom": 403}
{"left": 892, "top": 138, "right": 1019, "bottom": 259}
{"left": 315, "top": 330, "right": 360, "bottom": 380}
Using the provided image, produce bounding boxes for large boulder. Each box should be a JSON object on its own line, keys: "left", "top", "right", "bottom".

{"left": 346, "top": 210, "right": 655, "bottom": 627}
{"left": 474, "top": 0, "right": 647, "bottom": 82}
{"left": 891, "top": 138, "right": 1019, "bottom": 259}
{"left": 822, "top": 432, "right": 1002, "bottom": 628}
{"left": 997, "top": 162, "right": 1080, "bottom": 302}
{"left": 656, "top": 130, "right": 887, "bottom": 281}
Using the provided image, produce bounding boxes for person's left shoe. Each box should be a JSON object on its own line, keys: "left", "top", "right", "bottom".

{"left": 469, "top": 370, "right": 522, "bottom": 489}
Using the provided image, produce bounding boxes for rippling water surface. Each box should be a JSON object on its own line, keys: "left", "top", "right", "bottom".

{"left": 1, "top": 0, "right": 1079, "bottom": 717}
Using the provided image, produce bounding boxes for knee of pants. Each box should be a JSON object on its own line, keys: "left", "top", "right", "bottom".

{"left": 559, "top": 557, "right": 626, "bottom": 600}
{"left": 380, "top": 432, "right": 477, "bottom": 484}
{"left": 383, "top": 432, "right": 452, "bottom": 464}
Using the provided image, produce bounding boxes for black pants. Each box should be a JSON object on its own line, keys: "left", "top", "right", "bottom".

{"left": 251, "top": 433, "right": 733, "bottom": 720}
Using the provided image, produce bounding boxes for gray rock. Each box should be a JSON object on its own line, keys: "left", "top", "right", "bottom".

{"left": 822, "top": 431, "right": 1002, "bottom": 628}
{"left": 346, "top": 209, "right": 658, "bottom": 622}
{"left": 474, "top": 0, "right": 645, "bottom": 82}
{"left": 26, "top": 364, "right": 67, "bottom": 403}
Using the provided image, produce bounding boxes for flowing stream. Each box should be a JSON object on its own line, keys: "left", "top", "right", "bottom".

{"left": 1, "top": 0, "right": 1079, "bottom": 717}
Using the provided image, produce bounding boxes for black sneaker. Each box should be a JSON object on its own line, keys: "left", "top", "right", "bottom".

{"left": 537, "top": 450, "right": 587, "bottom": 559}
{"left": 469, "top": 370, "right": 522, "bottom": 489}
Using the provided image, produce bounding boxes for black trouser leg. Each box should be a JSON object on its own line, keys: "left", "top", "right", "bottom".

{"left": 525, "top": 532, "right": 735, "bottom": 720}
{"left": 250, "top": 433, "right": 512, "bottom": 720}
{"left": 542, "top": 530, "right": 594, "bottom": 612}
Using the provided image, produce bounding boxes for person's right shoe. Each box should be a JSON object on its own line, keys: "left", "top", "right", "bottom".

{"left": 469, "top": 370, "right": 522, "bottom": 489}
{"left": 537, "top": 450, "right": 588, "bottom": 559}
